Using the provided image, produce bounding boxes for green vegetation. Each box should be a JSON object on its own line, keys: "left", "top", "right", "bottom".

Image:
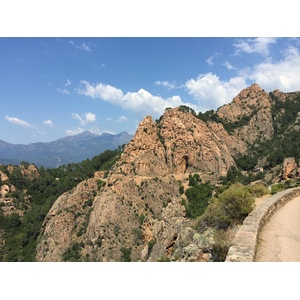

{"left": 62, "top": 242, "right": 83, "bottom": 262}
{"left": 120, "top": 246, "right": 132, "bottom": 262}
{"left": 196, "top": 183, "right": 255, "bottom": 231}
{"left": 0, "top": 148, "right": 123, "bottom": 262}
{"left": 234, "top": 93, "right": 300, "bottom": 171}
{"left": 211, "top": 229, "right": 233, "bottom": 262}
{"left": 182, "top": 174, "right": 215, "bottom": 219}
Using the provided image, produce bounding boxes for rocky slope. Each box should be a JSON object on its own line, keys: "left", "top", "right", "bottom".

{"left": 216, "top": 83, "right": 274, "bottom": 144}
{"left": 34, "top": 83, "right": 300, "bottom": 262}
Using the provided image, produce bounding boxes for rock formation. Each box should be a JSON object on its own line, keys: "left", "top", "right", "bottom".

{"left": 34, "top": 83, "right": 300, "bottom": 262}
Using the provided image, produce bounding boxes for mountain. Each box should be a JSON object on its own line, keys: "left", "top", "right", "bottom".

{"left": 2, "top": 83, "right": 300, "bottom": 262}
{"left": 0, "top": 131, "right": 133, "bottom": 168}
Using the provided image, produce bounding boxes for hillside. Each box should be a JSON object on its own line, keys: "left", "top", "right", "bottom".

{"left": 0, "top": 131, "right": 132, "bottom": 168}
{"left": 2, "top": 83, "right": 300, "bottom": 262}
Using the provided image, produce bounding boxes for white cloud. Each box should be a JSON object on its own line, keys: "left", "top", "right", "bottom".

{"left": 206, "top": 53, "right": 220, "bottom": 66}
{"left": 116, "top": 115, "right": 128, "bottom": 123}
{"left": 65, "top": 127, "right": 85, "bottom": 136}
{"left": 64, "top": 79, "right": 72, "bottom": 86}
{"left": 77, "top": 81, "right": 123, "bottom": 103}
{"left": 185, "top": 73, "right": 247, "bottom": 111}
{"left": 234, "top": 37, "right": 277, "bottom": 57}
{"left": 89, "top": 126, "right": 101, "bottom": 135}
{"left": 5, "top": 115, "right": 34, "bottom": 128}
{"left": 222, "top": 61, "right": 234, "bottom": 70}
{"left": 122, "top": 89, "right": 196, "bottom": 117}
{"left": 248, "top": 46, "right": 300, "bottom": 92}
{"left": 72, "top": 112, "right": 96, "bottom": 126}
{"left": 43, "top": 119, "right": 54, "bottom": 127}
{"left": 77, "top": 81, "right": 196, "bottom": 118}
{"left": 154, "top": 80, "right": 177, "bottom": 89}
{"left": 85, "top": 112, "right": 96, "bottom": 123}
{"left": 56, "top": 88, "right": 70, "bottom": 95}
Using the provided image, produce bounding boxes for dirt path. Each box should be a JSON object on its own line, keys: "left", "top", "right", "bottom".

{"left": 255, "top": 196, "right": 300, "bottom": 262}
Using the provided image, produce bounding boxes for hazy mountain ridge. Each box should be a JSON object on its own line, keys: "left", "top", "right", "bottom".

{"left": 0, "top": 131, "right": 133, "bottom": 168}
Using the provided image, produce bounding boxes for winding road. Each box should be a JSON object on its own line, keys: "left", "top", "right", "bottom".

{"left": 255, "top": 196, "right": 300, "bottom": 262}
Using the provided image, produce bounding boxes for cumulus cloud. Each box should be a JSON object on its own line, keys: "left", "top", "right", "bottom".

{"left": 43, "top": 119, "right": 54, "bottom": 127}
{"left": 234, "top": 37, "right": 277, "bottom": 57}
{"left": 77, "top": 81, "right": 123, "bottom": 104}
{"left": 154, "top": 80, "right": 177, "bottom": 89}
{"left": 248, "top": 46, "right": 300, "bottom": 92}
{"left": 185, "top": 73, "right": 247, "bottom": 111}
{"left": 77, "top": 81, "right": 196, "bottom": 118}
{"left": 72, "top": 112, "right": 96, "bottom": 126}
{"left": 5, "top": 116, "right": 34, "bottom": 128}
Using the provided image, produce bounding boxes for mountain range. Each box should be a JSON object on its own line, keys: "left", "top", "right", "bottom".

{"left": 0, "top": 131, "right": 133, "bottom": 168}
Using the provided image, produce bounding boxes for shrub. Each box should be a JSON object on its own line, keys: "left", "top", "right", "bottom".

{"left": 184, "top": 183, "right": 214, "bottom": 219}
{"left": 139, "top": 213, "right": 145, "bottom": 225}
{"left": 62, "top": 242, "right": 82, "bottom": 262}
{"left": 95, "top": 236, "right": 102, "bottom": 247}
{"left": 197, "top": 183, "right": 255, "bottom": 230}
{"left": 211, "top": 230, "right": 232, "bottom": 262}
{"left": 271, "top": 183, "right": 285, "bottom": 194}
{"left": 247, "top": 184, "right": 269, "bottom": 197}
{"left": 120, "top": 247, "right": 131, "bottom": 262}
{"left": 148, "top": 238, "right": 156, "bottom": 255}
{"left": 179, "top": 185, "right": 184, "bottom": 194}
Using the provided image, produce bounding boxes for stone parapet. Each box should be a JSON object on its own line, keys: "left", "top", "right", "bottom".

{"left": 225, "top": 187, "right": 300, "bottom": 262}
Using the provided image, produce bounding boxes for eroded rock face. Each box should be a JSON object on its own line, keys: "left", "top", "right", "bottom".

{"left": 36, "top": 172, "right": 190, "bottom": 262}
{"left": 116, "top": 108, "right": 242, "bottom": 177}
{"left": 278, "top": 157, "right": 300, "bottom": 181}
{"left": 217, "top": 84, "right": 274, "bottom": 144}
{"left": 0, "top": 170, "right": 9, "bottom": 182}
{"left": 35, "top": 178, "right": 98, "bottom": 262}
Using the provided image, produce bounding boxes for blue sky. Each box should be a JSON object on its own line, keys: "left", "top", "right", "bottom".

{"left": 2, "top": 37, "right": 300, "bottom": 144}
{"left": 1, "top": 0, "right": 300, "bottom": 144}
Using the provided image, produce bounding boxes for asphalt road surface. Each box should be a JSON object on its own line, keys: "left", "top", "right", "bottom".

{"left": 255, "top": 196, "right": 300, "bottom": 262}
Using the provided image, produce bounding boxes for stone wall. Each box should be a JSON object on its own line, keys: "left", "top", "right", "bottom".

{"left": 225, "top": 187, "right": 300, "bottom": 262}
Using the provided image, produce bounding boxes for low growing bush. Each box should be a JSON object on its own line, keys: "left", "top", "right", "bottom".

{"left": 196, "top": 183, "right": 255, "bottom": 230}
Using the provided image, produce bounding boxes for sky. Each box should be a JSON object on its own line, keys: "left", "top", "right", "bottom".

{"left": 2, "top": 37, "right": 300, "bottom": 145}
{"left": 1, "top": 1, "right": 300, "bottom": 145}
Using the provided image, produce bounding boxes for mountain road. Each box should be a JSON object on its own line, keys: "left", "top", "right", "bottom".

{"left": 255, "top": 196, "right": 300, "bottom": 262}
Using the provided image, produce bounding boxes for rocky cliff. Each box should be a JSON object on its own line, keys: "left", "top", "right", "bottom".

{"left": 216, "top": 83, "right": 274, "bottom": 144}
{"left": 115, "top": 107, "right": 245, "bottom": 177}
{"left": 35, "top": 83, "right": 300, "bottom": 262}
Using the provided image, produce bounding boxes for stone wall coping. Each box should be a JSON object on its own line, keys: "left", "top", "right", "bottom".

{"left": 225, "top": 187, "right": 300, "bottom": 262}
